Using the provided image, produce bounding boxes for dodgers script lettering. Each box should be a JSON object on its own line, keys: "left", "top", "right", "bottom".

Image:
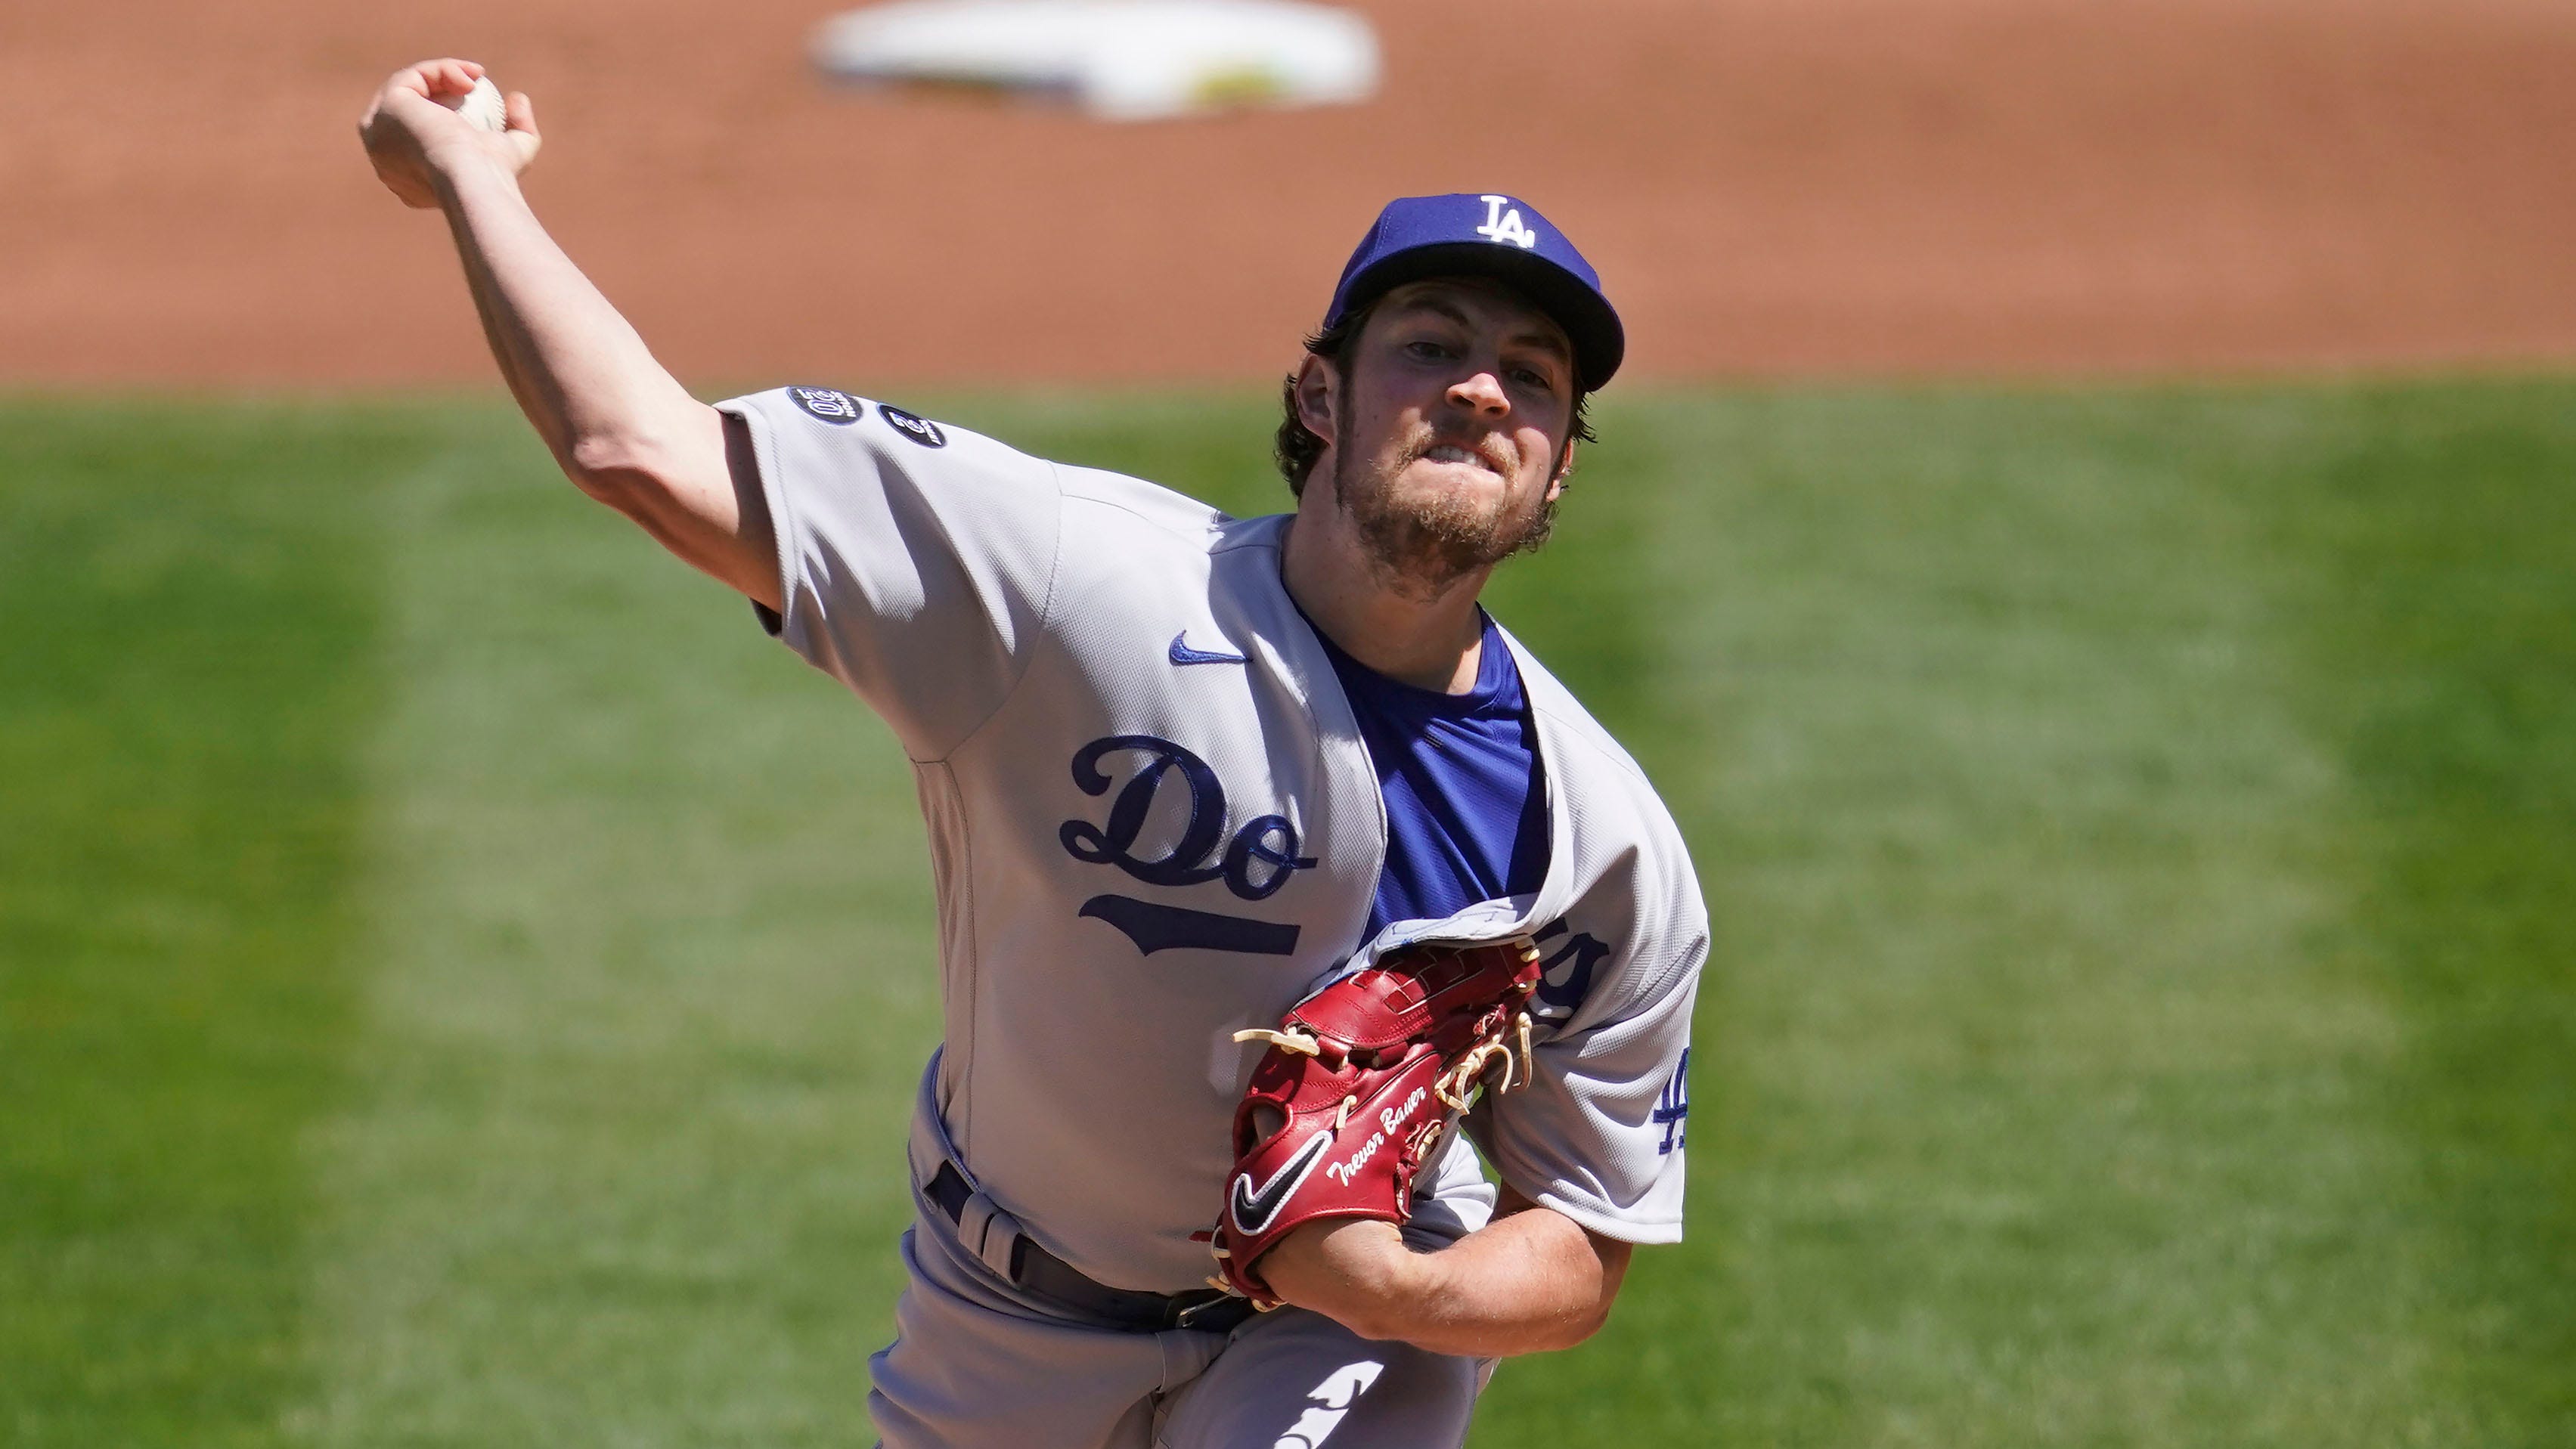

{"left": 1061, "top": 735, "right": 1317, "bottom": 955}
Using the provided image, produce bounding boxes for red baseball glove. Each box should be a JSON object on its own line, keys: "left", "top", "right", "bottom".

{"left": 1201, "top": 937, "right": 1542, "bottom": 1308}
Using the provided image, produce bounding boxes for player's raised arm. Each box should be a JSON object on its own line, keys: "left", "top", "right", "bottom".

{"left": 356, "top": 59, "right": 779, "bottom": 611}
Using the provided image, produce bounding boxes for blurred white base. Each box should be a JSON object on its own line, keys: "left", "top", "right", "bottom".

{"left": 811, "top": 0, "right": 1381, "bottom": 122}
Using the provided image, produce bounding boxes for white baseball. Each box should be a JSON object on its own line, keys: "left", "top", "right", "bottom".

{"left": 441, "top": 76, "right": 508, "bottom": 132}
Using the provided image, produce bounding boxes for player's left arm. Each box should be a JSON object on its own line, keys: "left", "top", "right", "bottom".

{"left": 1260, "top": 915, "right": 1698, "bottom": 1356}
{"left": 1258, "top": 1187, "right": 1634, "bottom": 1358}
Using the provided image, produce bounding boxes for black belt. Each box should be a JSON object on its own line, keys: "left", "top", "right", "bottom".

{"left": 927, "top": 1161, "right": 1257, "bottom": 1336}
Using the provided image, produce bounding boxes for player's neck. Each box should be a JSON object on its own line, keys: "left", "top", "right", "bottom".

{"left": 1279, "top": 502, "right": 1489, "bottom": 695}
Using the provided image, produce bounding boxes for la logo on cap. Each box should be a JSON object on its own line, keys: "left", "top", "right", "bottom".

{"left": 1475, "top": 195, "right": 1539, "bottom": 249}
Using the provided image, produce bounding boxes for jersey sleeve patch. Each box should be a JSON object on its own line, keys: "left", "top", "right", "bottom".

{"left": 717, "top": 388, "right": 1062, "bottom": 760}
{"left": 786, "top": 385, "right": 866, "bottom": 424}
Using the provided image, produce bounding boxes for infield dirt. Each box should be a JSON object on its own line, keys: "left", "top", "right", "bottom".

{"left": 5, "top": 0, "right": 2573, "bottom": 386}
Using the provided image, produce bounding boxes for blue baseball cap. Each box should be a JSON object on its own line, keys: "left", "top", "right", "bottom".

{"left": 1321, "top": 193, "right": 1625, "bottom": 389}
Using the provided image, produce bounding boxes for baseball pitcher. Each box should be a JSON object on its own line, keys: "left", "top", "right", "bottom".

{"left": 361, "top": 57, "right": 1706, "bottom": 1448}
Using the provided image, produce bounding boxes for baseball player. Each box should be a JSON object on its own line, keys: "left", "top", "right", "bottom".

{"left": 361, "top": 58, "right": 1705, "bottom": 1448}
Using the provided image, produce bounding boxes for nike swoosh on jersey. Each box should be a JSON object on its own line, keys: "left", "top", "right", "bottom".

{"left": 1229, "top": 1127, "right": 1334, "bottom": 1235}
{"left": 1169, "top": 631, "right": 1248, "bottom": 666}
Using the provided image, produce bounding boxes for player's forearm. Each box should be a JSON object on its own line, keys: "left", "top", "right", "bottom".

{"left": 1396, "top": 1204, "right": 1630, "bottom": 1357}
{"left": 1268, "top": 1206, "right": 1631, "bottom": 1358}
{"left": 431, "top": 154, "right": 711, "bottom": 495}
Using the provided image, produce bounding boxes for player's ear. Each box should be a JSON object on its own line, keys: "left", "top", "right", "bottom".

{"left": 1294, "top": 355, "right": 1337, "bottom": 443}
{"left": 1548, "top": 435, "right": 1576, "bottom": 497}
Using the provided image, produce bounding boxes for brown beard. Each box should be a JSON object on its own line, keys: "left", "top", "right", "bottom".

{"left": 1331, "top": 407, "right": 1560, "bottom": 596}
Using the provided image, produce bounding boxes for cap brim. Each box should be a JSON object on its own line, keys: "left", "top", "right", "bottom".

{"left": 1334, "top": 241, "right": 1625, "bottom": 389}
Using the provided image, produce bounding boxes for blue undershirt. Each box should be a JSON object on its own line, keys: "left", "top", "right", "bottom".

{"left": 1313, "top": 613, "right": 1551, "bottom": 940}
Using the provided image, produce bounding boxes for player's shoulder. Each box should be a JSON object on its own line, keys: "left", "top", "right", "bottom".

{"left": 728, "top": 383, "right": 1295, "bottom": 618}
{"left": 1052, "top": 462, "right": 1247, "bottom": 555}
{"left": 724, "top": 385, "right": 987, "bottom": 453}
{"left": 1500, "top": 624, "right": 1707, "bottom": 949}
{"left": 718, "top": 386, "right": 1066, "bottom": 510}
{"left": 727, "top": 385, "right": 1260, "bottom": 552}
{"left": 1052, "top": 466, "right": 1304, "bottom": 590}
{"left": 1500, "top": 627, "right": 1679, "bottom": 822}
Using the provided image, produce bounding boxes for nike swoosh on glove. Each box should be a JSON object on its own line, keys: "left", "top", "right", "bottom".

{"left": 1198, "top": 937, "right": 1542, "bottom": 1308}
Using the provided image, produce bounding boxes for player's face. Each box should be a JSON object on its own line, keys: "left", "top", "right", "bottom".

{"left": 1319, "top": 279, "right": 1579, "bottom": 590}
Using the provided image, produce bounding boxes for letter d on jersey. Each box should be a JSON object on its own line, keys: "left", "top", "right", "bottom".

{"left": 1062, "top": 735, "right": 1317, "bottom": 956}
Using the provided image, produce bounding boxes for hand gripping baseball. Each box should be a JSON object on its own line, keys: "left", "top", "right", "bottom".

{"left": 358, "top": 59, "right": 541, "bottom": 209}
{"left": 1204, "top": 939, "right": 1542, "bottom": 1308}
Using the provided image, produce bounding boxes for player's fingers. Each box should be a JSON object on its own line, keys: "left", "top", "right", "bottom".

{"left": 377, "top": 60, "right": 445, "bottom": 109}
{"left": 408, "top": 58, "right": 480, "bottom": 101}
{"left": 359, "top": 86, "right": 426, "bottom": 147}
{"left": 378, "top": 67, "right": 429, "bottom": 106}
{"left": 505, "top": 92, "right": 543, "bottom": 166}
{"left": 366, "top": 84, "right": 448, "bottom": 143}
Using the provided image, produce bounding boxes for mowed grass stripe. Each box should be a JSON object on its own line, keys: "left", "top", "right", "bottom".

{"left": 2274, "top": 383, "right": 2576, "bottom": 1441}
{"left": 300, "top": 408, "right": 944, "bottom": 1447}
{"left": 0, "top": 404, "right": 408, "bottom": 1445}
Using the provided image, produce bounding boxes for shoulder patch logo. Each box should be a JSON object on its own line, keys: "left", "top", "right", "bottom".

{"left": 879, "top": 404, "right": 948, "bottom": 448}
{"left": 787, "top": 385, "right": 864, "bottom": 424}
{"left": 1475, "top": 194, "right": 1539, "bottom": 249}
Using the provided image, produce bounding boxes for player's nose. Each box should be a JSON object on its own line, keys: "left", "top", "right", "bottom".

{"left": 1444, "top": 369, "right": 1511, "bottom": 416}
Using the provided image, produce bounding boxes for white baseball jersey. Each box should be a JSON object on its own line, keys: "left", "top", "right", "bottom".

{"left": 720, "top": 385, "right": 1707, "bottom": 1294}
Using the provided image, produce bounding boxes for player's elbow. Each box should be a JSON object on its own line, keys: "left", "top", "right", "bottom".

{"left": 1486, "top": 1286, "right": 1617, "bottom": 1357}
{"left": 1531, "top": 1234, "right": 1630, "bottom": 1353}
{"left": 561, "top": 404, "right": 736, "bottom": 535}
{"left": 563, "top": 429, "right": 668, "bottom": 511}
{"left": 1387, "top": 1291, "right": 1613, "bottom": 1358}
{"left": 1555, "top": 1292, "right": 1618, "bottom": 1350}
{"left": 563, "top": 430, "right": 723, "bottom": 542}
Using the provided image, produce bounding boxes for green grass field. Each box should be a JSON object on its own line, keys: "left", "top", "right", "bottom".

{"left": 4, "top": 380, "right": 2570, "bottom": 1447}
